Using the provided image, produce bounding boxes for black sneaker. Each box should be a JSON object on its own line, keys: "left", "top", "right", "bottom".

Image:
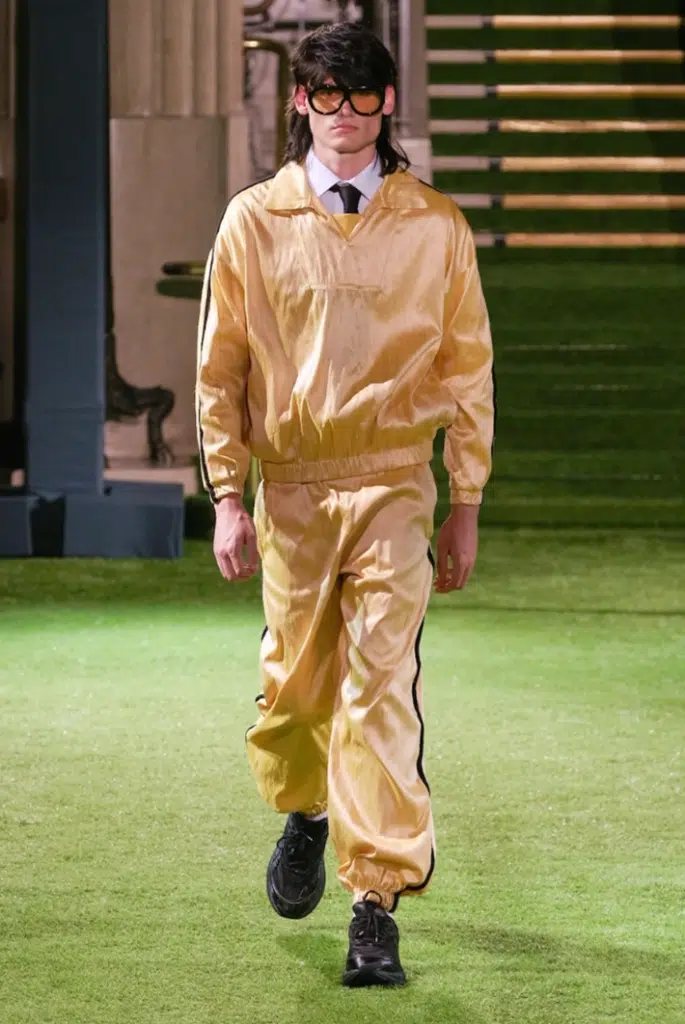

{"left": 266, "top": 812, "right": 328, "bottom": 919}
{"left": 342, "top": 895, "right": 406, "bottom": 988}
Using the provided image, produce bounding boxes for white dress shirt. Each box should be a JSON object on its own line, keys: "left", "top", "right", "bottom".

{"left": 305, "top": 148, "right": 383, "bottom": 213}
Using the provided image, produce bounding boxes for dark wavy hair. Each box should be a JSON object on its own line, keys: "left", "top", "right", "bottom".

{"left": 282, "top": 23, "right": 409, "bottom": 176}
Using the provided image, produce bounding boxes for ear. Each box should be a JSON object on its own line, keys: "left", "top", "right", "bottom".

{"left": 293, "top": 85, "right": 309, "bottom": 117}
{"left": 382, "top": 85, "right": 396, "bottom": 116}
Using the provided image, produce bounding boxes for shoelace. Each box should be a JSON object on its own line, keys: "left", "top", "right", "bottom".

{"left": 278, "top": 830, "right": 316, "bottom": 875}
{"left": 351, "top": 895, "right": 393, "bottom": 947}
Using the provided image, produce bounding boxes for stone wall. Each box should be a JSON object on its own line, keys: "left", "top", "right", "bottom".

{"left": 107, "top": 0, "right": 249, "bottom": 465}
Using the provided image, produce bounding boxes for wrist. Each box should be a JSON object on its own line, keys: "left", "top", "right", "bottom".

{"left": 215, "top": 493, "right": 245, "bottom": 512}
{"left": 450, "top": 503, "right": 480, "bottom": 522}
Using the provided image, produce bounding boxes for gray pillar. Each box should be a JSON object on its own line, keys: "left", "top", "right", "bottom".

{"left": 0, "top": 0, "right": 183, "bottom": 557}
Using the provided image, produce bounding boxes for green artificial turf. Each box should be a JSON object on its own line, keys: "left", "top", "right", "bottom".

{"left": 1, "top": 533, "right": 684, "bottom": 1024}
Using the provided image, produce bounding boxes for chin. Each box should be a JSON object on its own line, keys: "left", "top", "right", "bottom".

{"left": 329, "top": 136, "right": 370, "bottom": 154}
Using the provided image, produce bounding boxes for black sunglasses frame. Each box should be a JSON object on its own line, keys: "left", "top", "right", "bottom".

{"left": 307, "top": 85, "right": 385, "bottom": 117}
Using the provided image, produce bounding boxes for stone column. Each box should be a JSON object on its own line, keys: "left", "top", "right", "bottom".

{"left": 106, "top": 0, "right": 249, "bottom": 470}
{"left": 0, "top": 0, "right": 15, "bottom": 428}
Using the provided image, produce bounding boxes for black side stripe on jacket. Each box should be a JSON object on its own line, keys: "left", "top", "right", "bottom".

{"left": 196, "top": 175, "right": 277, "bottom": 505}
{"left": 196, "top": 248, "right": 217, "bottom": 503}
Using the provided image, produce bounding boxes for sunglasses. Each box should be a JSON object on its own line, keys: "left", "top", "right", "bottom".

{"left": 307, "top": 85, "right": 385, "bottom": 117}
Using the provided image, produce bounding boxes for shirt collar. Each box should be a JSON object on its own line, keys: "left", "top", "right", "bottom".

{"left": 305, "top": 148, "right": 383, "bottom": 202}
{"left": 264, "top": 161, "right": 429, "bottom": 212}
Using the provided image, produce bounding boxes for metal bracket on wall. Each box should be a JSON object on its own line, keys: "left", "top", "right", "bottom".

{"left": 243, "top": 0, "right": 370, "bottom": 32}
{"left": 244, "top": 0, "right": 276, "bottom": 16}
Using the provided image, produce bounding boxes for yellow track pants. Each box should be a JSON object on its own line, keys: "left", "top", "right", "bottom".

{"left": 248, "top": 462, "right": 437, "bottom": 909}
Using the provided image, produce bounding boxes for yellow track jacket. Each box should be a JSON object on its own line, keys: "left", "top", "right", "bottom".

{"left": 196, "top": 161, "right": 494, "bottom": 505}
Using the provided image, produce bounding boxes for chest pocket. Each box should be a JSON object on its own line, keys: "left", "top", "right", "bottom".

{"left": 264, "top": 211, "right": 394, "bottom": 293}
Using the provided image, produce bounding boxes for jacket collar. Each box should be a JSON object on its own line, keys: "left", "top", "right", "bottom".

{"left": 264, "top": 161, "right": 430, "bottom": 213}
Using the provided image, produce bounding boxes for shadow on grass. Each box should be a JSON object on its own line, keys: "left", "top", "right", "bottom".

{"left": 278, "top": 931, "right": 488, "bottom": 1023}
{"left": 447, "top": 921, "right": 682, "bottom": 982}
{"left": 278, "top": 931, "right": 343, "bottom": 986}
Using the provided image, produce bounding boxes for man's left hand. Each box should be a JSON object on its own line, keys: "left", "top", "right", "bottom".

{"left": 435, "top": 504, "right": 480, "bottom": 593}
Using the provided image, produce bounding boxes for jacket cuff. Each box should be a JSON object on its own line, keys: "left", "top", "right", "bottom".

{"left": 211, "top": 482, "right": 245, "bottom": 504}
{"left": 449, "top": 484, "right": 483, "bottom": 506}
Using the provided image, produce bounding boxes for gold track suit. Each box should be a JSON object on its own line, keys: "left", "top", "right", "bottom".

{"left": 196, "top": 161, "right": 494, "bottom": 908}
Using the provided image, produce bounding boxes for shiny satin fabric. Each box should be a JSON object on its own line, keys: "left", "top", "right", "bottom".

{"left": 247, "top": 464, "right": 437, "bottom": 907}
{"left": 196, "top": 161, "right": 494, "bottom": 506}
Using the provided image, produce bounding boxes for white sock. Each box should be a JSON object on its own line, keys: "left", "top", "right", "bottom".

{"left": 305, "top": 811, "right": 328, "bottom": 822}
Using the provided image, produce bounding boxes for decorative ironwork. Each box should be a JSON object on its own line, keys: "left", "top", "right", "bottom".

{"left": 105, "top": 326, "right": 175, "bottom": 467}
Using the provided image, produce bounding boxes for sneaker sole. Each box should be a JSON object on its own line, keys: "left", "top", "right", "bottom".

{"left": 266, "top": 859, "right": 326, "bottom": 920}
{"left": 342, "top": 964, "right": 406, "bottom": 988}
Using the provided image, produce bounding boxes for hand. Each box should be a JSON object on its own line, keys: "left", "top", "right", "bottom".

{"left": 213, "top": 495, "right": 260, "bottom": 581}
{"left": 435, "top": 504, "right": 480, "bottom": 593}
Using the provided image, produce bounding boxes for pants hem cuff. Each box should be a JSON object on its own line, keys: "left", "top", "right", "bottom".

{"left": 353, "top": 890, "right": 397, "bottom": 913}
{"left": 299, "top": 802, "right": 327, "bottom": 818}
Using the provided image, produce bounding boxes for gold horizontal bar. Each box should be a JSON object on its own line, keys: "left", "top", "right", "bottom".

{"left": 430, "top": 118, "right": 685, "bottom": 134}
{"left": 502, "top": 156, "right": 685, "bottom": 172}
{"left": 502, "top": 194, "right": 685, "bottom": 210}
{"left": 425, "top": 15, "right": 683, "bottom": 30}
{"left": 428, "top": 49, "right": 684, "bottom": 64}
{"left": 428, "top": 84, "right": 487, "bottom": 99}
{"left": 430, "top": 119, "right": 491, "bottom": 134}
{"left": 452, "top": 193, "right": 493, "bottom": 209}
{"left": 451, "top": 194, "right": 685, "bottom": 210}
{"left": 474, "top": 232, "right": 685, "bottom": 248}
{"left": 433, "top": 156, "right": 491, "bottom": 171}
{"left": 497, "top": 49, "right": 683, "bottom": 63}
{"left": 428, "top": 83, "right": 685, "bottom": 99}
{"left": 501, "top": 119, "right": 685, "bottom": 133}
{"left": 493, "top": 15, "right": 682, "bottom": 30}
{"left": 425, "top": 15, "right": 486, "bottom": 30}
{"left": 505, "top": 233, "right": 685, "bottom": 247}
{"left": 433, "top": 156, "right": 685, "bottom": 172}
{"left": 499, "top": 84, "right": 685, "bottom": 98}
{"left": 428, "top": 50, "right": 486, "bottom": 64}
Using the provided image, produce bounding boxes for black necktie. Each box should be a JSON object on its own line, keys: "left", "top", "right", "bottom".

{"left": 331, "top": 182, "right": 362, "bottom": 214}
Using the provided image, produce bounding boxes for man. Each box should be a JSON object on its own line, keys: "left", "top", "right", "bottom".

{"left": 196, "top": 24, "right": 494, "bottom": 988}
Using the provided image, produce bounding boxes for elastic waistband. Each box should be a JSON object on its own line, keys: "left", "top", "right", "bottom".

{"left": 259, "top": 442, "right": 433, "bottom": 484}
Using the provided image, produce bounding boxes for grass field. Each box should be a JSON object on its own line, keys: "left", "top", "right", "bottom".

{"left": 1, "top": 531, "right": 683, "bottom": 1024}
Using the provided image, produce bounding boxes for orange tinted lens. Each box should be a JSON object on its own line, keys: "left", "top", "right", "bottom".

{"left": 310, "top": 88, "right": 344, "bottom": 114}
{"left": 350, "top": 90, "right": 383, "bottom": 114}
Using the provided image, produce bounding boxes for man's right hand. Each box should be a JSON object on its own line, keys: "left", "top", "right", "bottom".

{"left": 213, "top": 495, "right": 260, "bottom": 581}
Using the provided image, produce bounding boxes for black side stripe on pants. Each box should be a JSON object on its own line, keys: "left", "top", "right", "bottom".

{"left": 411, "top": 619, "right": 431, "bottom": 794}
{"left": 246, "top": 626, "right": 269, "bottom": 739}
{"left": 254, "top": 626, "right": 269, "bottom": 703}
{"left": 391, "top": 546, "right": 437, "bottom": 912}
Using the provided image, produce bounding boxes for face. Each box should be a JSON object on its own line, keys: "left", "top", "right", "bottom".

{"left": 293, "top": 77, "right": 396, "bottom": 157}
